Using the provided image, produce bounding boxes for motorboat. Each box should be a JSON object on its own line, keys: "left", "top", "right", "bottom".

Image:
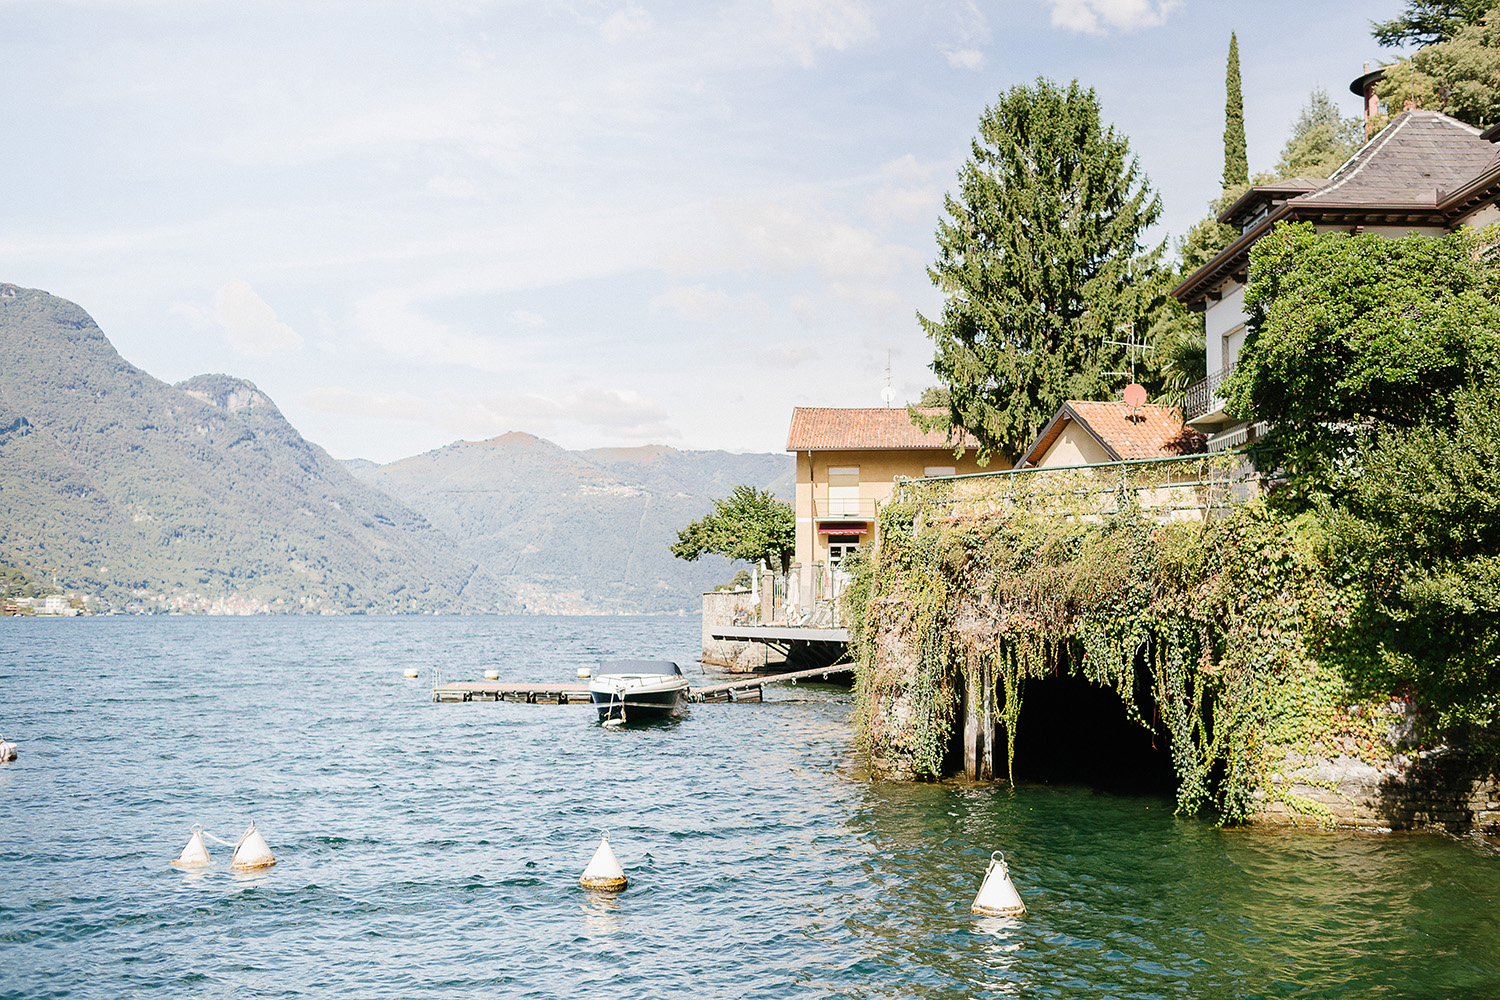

{"left": 589, "top": 660, "right": 689, "bottom": 723}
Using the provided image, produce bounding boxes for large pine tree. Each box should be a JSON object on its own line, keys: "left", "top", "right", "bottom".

{"left": 918, "top": 78, "right": 1164, "bottom": 462}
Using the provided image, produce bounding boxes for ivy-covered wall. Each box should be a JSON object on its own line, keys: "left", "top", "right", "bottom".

{"left": 846, "top": 459, "right": 1417, "bottom": 827}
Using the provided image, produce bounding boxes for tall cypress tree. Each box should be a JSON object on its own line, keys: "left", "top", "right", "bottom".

{"left": 918, "top": 78, "right": 1164, "bottom": 462}
{"left": 1223, "top": 33, "right": 1248, "bottom": 192}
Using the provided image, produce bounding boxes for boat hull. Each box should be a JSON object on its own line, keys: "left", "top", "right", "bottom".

{"left": 589, "top": 677, "right": 688, "bottom": 723}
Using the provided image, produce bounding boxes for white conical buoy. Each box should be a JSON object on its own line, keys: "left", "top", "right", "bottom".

{"left": 170, "top": 826, "right": 212, "bottom": 869}
{"left": 484, "top": 668, "right": 500, "bottom": 680}
{"left": 971, "top": 851, "right": 1026, "bottom": 916}
{"left": 229, "top": 821, "right": 277, "bottom": 871}
{"left": 576, "top": 666, "right": 591, "bottom": 679}
{"left": 579, "top": 832, "right": 627, "bottom": 891}
{"left": 403, "top": 668, "right": 420, "bottom": 679}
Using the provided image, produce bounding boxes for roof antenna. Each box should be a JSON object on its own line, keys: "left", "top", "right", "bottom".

{"left": 880, "top": 350, "right": 895, "bottom": 408}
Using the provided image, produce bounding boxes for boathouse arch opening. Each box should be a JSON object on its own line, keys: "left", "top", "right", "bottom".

{"left": 1005, "top": 668, "right": 1177, "bottom": 796}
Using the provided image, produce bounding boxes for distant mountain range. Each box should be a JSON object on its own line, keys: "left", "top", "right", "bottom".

{"left": 0, "top": 284, "right": 509, "bottom": 613}
{"left": 348, "top": 435, "right": 793, "bottom": 614}
{"left": 0, "top": 283, "right": 791, "bottom": 614}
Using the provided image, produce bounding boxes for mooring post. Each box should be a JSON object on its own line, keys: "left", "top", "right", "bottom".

{"left": 979, "top": 652, "right": 994, "bottom": 781}
{"left": 963, "top": 652, "right": 979, "bottom": 780}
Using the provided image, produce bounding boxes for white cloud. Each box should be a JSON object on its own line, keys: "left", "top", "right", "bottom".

{"left": 458, "top": 386, "right": 678, "bottom": 440}
{"left": 762, "top": 341, "right": 817, "bottom": 368}
{"left": 427, "top": 175, "right": 476, "bottom": 198}
{"left": 774, "top": 0, "right": 877, "bottom": 67}
{"left": 509, "top": 309, "right": 547, "bottom": 328}
{"left": 718, "top": 199, "right": 922, "bottom": 292}
{"left": 301, "top": 387, "right": 434, "bottom": 421}
{"left": 944, "top": 48, "right": 985, "bottom": 70}
{"left": 651, "top": 284, "right": 770, "bottom": 324}
{"left": 600, "top": 3, "right": 654, "bottom": 44}
{"left": 351, "top": 288, "right": 518, "bottom": 373}
{"left": 1045, "top": 0, "right": 1181, "bottom": 34}
{"left": 212, "top": 280, "right": 303, "bottom": 357}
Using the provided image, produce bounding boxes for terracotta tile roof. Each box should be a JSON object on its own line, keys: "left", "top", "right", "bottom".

{"left": 1018, "top": 401, "right": 1205, "bottom": 467}
{"left": 786, "top": 407, "right": 978, "bottom": 451}
{"left": 1294, "top": 110, "right": 1498, "bottom": 208}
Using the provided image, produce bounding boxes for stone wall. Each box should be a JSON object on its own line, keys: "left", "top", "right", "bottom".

{"left": 1258, "top": 747, "right": 1500, "bottom": 837}
{"left": 700, "top": 589, "right": 786, "bottom": 671}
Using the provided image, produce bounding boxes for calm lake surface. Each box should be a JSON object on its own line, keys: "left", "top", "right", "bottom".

{"left": 2, "top": 615, "right": 1499, "bottom": 999}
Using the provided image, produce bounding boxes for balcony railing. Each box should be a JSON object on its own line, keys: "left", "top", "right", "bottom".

{"left": 1185, "top": 363, "right": 1235, "bottom": 421}
{"left": 814, "top": 497, "right": 877, "bottom": 520}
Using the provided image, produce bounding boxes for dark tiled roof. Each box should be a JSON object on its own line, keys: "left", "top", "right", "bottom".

{"left": 786, "top": 407, "right": 978, "bottom": 451}
{"left": 1294, "top": 111, "right": 1498, "bottom": 208}
{"left": 1018, "top": 401, "right": 1205, "bottom": 467}
{"left": 1174, "top": 110, "right": 1500, "bottom": 307}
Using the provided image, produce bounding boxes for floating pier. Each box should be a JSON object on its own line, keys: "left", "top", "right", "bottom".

{"left": 431, "top": 663, "right": 851, "bottom": 705}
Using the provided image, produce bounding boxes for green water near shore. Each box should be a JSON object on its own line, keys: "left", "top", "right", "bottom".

{"left": 1, "top": 615, "right": 1497, "bottom": 998}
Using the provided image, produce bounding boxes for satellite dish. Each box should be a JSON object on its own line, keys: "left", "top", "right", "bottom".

{"left": 880, "top": 385, "right": 896, "bottom": 405}
{"left": 1123, "top": 383, "right": 1147, "bottom": 408}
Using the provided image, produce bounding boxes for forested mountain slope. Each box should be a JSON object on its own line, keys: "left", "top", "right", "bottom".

{"left": 0, "top": 284, "right": 512, "bottom": 613}
{"left": 352, "top": 434, "right": 794, "bottom": 614}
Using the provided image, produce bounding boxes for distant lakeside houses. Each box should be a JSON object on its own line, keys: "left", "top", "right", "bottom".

{"left": 4, "top": 593, "right": 91, "bottom": 616}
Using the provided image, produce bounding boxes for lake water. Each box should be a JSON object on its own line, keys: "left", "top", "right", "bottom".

{"left": 2, "top": 615, "right": 1499, "bottom": 999}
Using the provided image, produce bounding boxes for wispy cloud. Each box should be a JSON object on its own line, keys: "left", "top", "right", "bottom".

{"left": 651, "top": 284, "right": 771, "bottom": 325}
{"left": 1045, "top": 0, "right": 1182, "bottom": 34}
{"left": 773, "top": 0, "right": 878, "bottom": 66}
{"left": 212, "top": 280, "right": 303, "bottom": 357}
{"left": 302, "top": 383, "right": 678, "bottom": 441}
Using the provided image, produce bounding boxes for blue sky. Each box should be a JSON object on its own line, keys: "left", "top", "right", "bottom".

{"left": 1, "top": 0, "right": 1403, "bottom": 462}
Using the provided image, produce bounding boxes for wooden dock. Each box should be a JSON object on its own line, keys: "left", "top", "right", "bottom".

{"left": 431, "top": 663, "right": 853, "bottom": 705}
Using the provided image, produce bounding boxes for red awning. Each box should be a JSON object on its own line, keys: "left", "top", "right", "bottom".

{"left": 819, "top": 523, "right": 869, "bottom": 534}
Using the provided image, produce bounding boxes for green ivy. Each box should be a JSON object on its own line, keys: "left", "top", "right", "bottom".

{"left": 847, "top": 459, "right": 1395, "bottom": 825}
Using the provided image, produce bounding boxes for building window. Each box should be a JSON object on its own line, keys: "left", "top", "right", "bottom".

{"left": 827, "top": 466, "right": 860, "bottom": 516}
{"left": 923, "top": 466, "right": 956, "bottom": 477}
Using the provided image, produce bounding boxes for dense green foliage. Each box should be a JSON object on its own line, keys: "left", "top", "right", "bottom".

{"left": 671, "top": 485, "right": 796, "bottom": 576}
{"left": 918, "top": 78, "right": 1165, "bottom": 463}
{"left": 1223, "top": 33, "right": 1248, "bottom": 191}
{"left": 1322, "top": 384, "right": 1500, "bottom": 725}
{"left": 847, "top": 463, "right": 1388, "bottom": 823}
{"left": 1224, "top": 223, "right": 1500, "bottom": 503}
{"left": 1220, "top": 220, "right": 1500, "bottom": 736}
{"left": 1373, "top": 0, "right": 1495, "bottom": 47}
{"left": 1377, "top": 11, "right": 1500, "bottom": 127}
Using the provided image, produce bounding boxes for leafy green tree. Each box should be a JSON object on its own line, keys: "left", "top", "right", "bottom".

{"left": 1323, "top": 382, "right": 1500, "bottom": 726}
{"left": 1224, "top": 33, "right": 1248, "bottom": 191}
{"left": 1376, "top": 13, "right": 1500, "bottom": 127}
{"left": 1373, "top": 0, "right": 1495, "bottom": 47}
{"left": 671, "top": 485, "right": 795, "bottom": 577}
{"left": 1224, "top": 222, "right": 1500, "bottom": 504}
{"left": 1150, "top": 306, "right": 1207, "bottom": 406}
{"left": 918, "top": 77, "right": 1165, "bottom": 462}
{"left": 1274, "top": 88, "right": 1364, "bottom": 179}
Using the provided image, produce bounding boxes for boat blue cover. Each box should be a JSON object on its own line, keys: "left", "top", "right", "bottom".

{"left": 596, "top": 660, "right": 683, "bottom": 676}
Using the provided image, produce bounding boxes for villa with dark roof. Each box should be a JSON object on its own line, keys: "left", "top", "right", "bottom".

{"left": 1172, "top": 108, "right": 1500, "bottom": 453}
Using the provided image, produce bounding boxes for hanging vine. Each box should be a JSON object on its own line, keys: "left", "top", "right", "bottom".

{"left": 847, "top": 456, "right": 1393, "bottom": 824}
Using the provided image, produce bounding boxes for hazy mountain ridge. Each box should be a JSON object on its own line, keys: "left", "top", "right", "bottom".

{"left": 350, "top": 432, "right": 794, "bottom": 614}
{"left": 0, "top": 284, "right": 513, "bottom": 613}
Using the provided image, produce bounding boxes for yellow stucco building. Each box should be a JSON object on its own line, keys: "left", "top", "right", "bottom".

{"left": 785, "top": 407, "right": 992, "bottom": 615}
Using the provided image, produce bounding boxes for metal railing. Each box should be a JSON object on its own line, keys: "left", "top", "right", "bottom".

{"left": 813, "top": 497, "right": 877, "bottom": 520}
{"left": 1184, "top": 363, "right": 1235, "bottom": 420}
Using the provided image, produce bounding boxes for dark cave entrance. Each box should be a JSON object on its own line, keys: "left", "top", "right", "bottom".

{"left": 1004, "top": 667, "right": 1178, "bottom": 796}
